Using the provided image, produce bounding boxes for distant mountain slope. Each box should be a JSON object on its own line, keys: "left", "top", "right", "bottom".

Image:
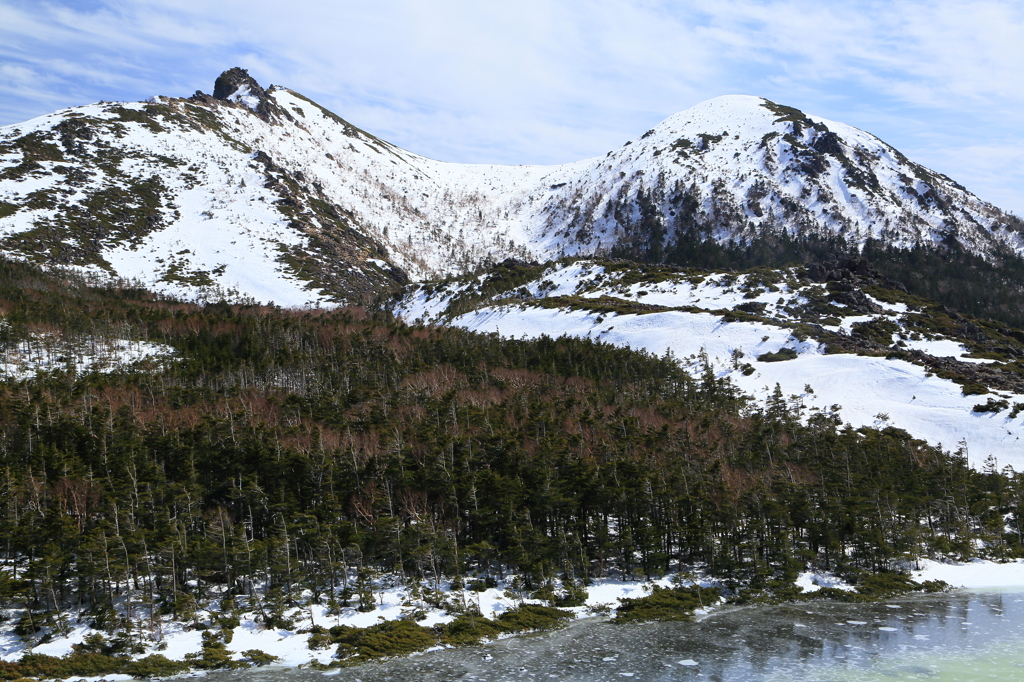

{"left": 1, "top": 68, "right": 1022, "bottom": 315}
{"left": 529, "top": 96, "right": 1023, "bottom": 258}
{"left": 394, "top": 259, "right": 1024, "bottom": 468}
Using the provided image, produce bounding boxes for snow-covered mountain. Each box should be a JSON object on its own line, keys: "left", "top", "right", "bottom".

{"left": 7, "top": 67, "right": 1024, "bottom": 461}
{"left": 394, "top": 259, "right": 1024, "bottom": 468}
{"left": 1, "top": 68, "right": 1021, "bottom": 305}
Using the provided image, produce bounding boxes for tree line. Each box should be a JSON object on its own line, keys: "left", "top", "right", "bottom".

{"left": 0, "top": 256, "right": 1019, "bottom": 639}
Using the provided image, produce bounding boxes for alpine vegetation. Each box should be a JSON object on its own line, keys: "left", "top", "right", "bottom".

{"left": 1, "top": 69, "right": 1024, "bottom": 675}
{"left": 395, "top": 258, "right": 1024, "bottom": 468}
{"left": 0, "top": 258, "right": 1004, "bottom": 676}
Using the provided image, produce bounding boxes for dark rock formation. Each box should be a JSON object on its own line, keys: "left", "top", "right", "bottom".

{"left": 191, "top": 68, "right": 290, "bottom": 123}
{"left": 213, "top": 67, "right": 265, "bottom": 101}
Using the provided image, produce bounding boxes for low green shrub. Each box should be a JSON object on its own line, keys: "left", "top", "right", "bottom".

{"left": 962, "top": 382, "right": 989, "bottom": 396}
{"left": 439, "top": 615, "right": 506, "bottom": 645}
{"left": 333, "top": 620, "right": 436, "bottom": 664}
{"left": 495, "top": 604, "right": 574, "bottom": 631}
{"left": 973, "top": 397, "right": 1009, "bottom": 413}
{"left": 854, "top": 572, "right": 920, "bottom": 598}
{"left": 0, "top": 651, "right": 188, "bottom": 680}
{"left": 11, "top": 652, "right": 121, "bottom": 679}
{"left": 758, "top": 347, "right": 798, "bottom": 362}
{"left": 240, "top": 649, "right": 280, "bottom": 666}
{"left": 123, "top": 654, "right": 191, "bottom": 678}
{"left": 184, "top": 630, "right": 246, "bottom": 670}
{"left": 308, "top": 628, "right": 334, "bottom": 650}
{"left": 614, "top": 586, "right": 721, "bottom": 623}
{"left": 800, "top": 573, "right": 950, "bottom": 602}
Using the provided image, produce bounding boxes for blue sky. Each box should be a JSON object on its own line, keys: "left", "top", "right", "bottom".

{"left": 2, "top": 0, "right": 1023, "bottom": 213}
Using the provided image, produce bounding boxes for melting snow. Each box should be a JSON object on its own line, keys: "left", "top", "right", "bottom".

{"left": 397, "top": 261, "right": 1024, "bottom": 468}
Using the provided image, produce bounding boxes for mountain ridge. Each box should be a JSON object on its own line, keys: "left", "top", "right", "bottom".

{"left": 1, "top": 69, "right": 1022, "bottom": 315}
{"left": 5, "top": 71, "right": 1024, "bottom": 671}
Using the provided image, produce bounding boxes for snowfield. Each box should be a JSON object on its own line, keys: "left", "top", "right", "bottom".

{"left": 396, "top": 261, "right": 1024, "bottom": 469}
{"left": 913, "top": 559, "right": 1024, "bottom": 589}
{"left": 0, "top": 330, "right": 173, "bottom": 379}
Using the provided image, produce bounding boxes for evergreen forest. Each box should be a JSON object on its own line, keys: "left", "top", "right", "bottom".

{"left": 0, "top": 256, "right": 1021, "bottom": 647}
{"left": 607, "top": 192, "right": 1024, "bottom": 328}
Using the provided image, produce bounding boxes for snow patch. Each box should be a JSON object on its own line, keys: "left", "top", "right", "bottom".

{"left": 913, "top": 559, "right": 1024, "bottom": 589}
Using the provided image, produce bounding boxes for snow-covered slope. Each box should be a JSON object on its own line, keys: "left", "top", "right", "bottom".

{"left": 395, "top": 260, "right": 1024, "bottom": 468}
{"left": 1, "top": 69, "right": 1021, "bottom": 305}
{"left": 538, "top": 96, "right": 1024, "bottom": 259}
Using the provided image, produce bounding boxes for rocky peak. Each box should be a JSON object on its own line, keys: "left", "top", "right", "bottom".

{"left": 213, "top": 67, "right": 264, "bottom": 101}
{"left": 205, "top": 67, "right": 288, "bottom": 123}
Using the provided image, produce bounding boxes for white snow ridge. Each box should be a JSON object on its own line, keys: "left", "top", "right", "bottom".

{"left": 1, "top": 77, "right": 1020, "bottom": 307}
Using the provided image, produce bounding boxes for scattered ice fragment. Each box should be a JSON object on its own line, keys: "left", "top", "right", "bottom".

{"left": 886, "top": 605, "right": 901, "bottom": 609}
{"left": 794, "top": 623, "right": 807, "bottom": 628}
{"left": 619, "top": 674, "right": 635, "bottom": 678}
{"left": 678, "top": 659, "right": 699, "bottom": 666}
{"left": 847, "top": 620, "right": 868, "bottom": 625}
{"left": 878, "top": 627, "right": 898, "bottom": 632}
{"left": 603, "top": 656, "right": 617, "bottom": 661}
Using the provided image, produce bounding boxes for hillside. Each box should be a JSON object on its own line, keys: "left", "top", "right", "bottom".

{"left": 6, "top": 66, "right": 1024, "bottom": 676}
{"left": 2, "top": 69, "right": 1023, "bottom": 323}
{"left": 395, "top": 258, "right": 1024, "bottom": 469}
{"left": 0, "top": 256, "right": 1017, "bottom": 675}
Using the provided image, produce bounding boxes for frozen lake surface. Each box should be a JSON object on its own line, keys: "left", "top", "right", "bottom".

{"left": 187, "top": 589, "right": 1024, "bottom": 681}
